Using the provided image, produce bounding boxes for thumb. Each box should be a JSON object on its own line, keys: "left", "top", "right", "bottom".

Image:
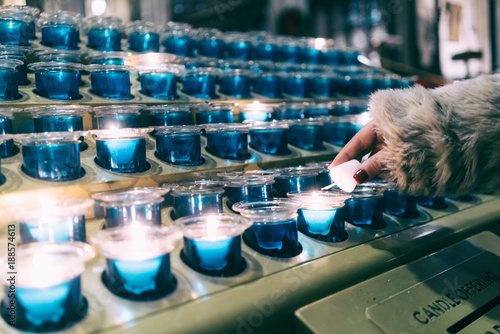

{"left": 352, "top": 150, "right": 387, "bottom": 185}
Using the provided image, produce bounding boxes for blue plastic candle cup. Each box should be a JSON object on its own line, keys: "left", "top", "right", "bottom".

{"left": 29, "top": 62, "right": 84, "bottom": 100}
{"left": 223, "top": 33, "right": 252, "bottom": 60}
{"left": 277, "top": 37, "right": 303, "bottom": 63}
{"left": 146, "top": 105, "right": 192, "bottom": 127}
{"left": 233, "top": 199, "right": 302, "bottom": 258}
{"left": 273, "top": 102, "right": 306, "bottom": 120}
{"left": 94, "top": 104, "right": 144, "bottom": 129}
{"left": 83, "top": 16, "right": 123, "bottom": 51}
{"left": 377, "top": 74, "right": 402, "bottom": 90}
{"left": 181, "top": 67, "right": 220, "bottom": 99}
{"left": 27, "top": 105, "right": 90, "bottom": 151}
{"left": 19, "top": 132, "right": 85, "bottom": 181}
{"left": 353, "top": 73, "right": 383, "bottom": 96}
{"left": 238, "top": 102, "right": 274, "bottom": 122}
{"left": 283, "top": 72, "right": 314, "bottom": 98}
{"left": 383, "top": 188, "right": 419, "bottom": 218}
{"left": 253, "top": 72, "right": 283, "bottom": 98}
{"left": 205, "top": 123, "right": 250, "bottom": 160}
{"left": 0, "top": 10, "right": 32, "bottom": 46}
{"left": 92, "top": 187, "right": 169, "bottom": 228}
{"left": 169, "top": 181, "right": 226, "bottom": 219}
{"left": 91, "top": 224, "right": 182, "bottom": 300}
{"left": 399, "top": 76, "right": 417, "bottom": 88}
{"left": 0, "top": 5, "right": 39, "bottom": 40}
{"left": 0, "top": 108, "right": 21, "bottom": 158}
{"left": 305, "top": 161, "right": 332, "bottom": 188}
{"left": 155, "top": 125, "right": 203, "bottom": 165}
{"left": 192, "top": 103, "right": 234, "bottom": 124}
{"left": 416, "top": 196, "right": 448, "bottom": 210}
{"left": 39, "top": 11, "right": 81, "bottom": 49}
{"left": 137, "top": 64, "right": 184, "bottom": 100}
{"left": 252, "top": 37, "right": 280, "bottom": 61}
{"left": 342, "top": 183, "right": 388, "bottom": 229}
{"left": 87, "top": 64, "right": 134, "bottom": 99}
{"left": 219, "top": 69, "right": 254, "bottom": 98}
{"left": 287, "top": 119, "right": 324, "bottom": 151}
{"left": 93, "top": 128, "right": 151, "bottom": 173}
{"left": 288, "top": 191, "right": 351, "bottom": 242}
{"left": 273, "top": 166, "right": 322, "bottom": 197}
{"left": 179, "top": 56, "right": 218, "bottom": 69}
{"left": 320, "top": 116, "right": 357, "bottom": 146}
{"left": 331, "top": 99, "right": 369, "bottom": 116}
{"left": 0, "top": 242, "right": 94, "bottom": 332}
{"left": 88, "top": 51, "right": 132, "bottom": 65}
{"left": 313, "top": 73, "right": 338, "bottom": 97}
{"left": 35, "top": 49, "right": 84, "bottom": 64}
{"left": 175, "top": 214, "right": 252, "bottom": 276}
{"left": 0, "top": 59, "right": 21, "bottom": 100}
{"left": 248, "top": 121, "right": 289, "bottom": 155}
{"left": 0, "top": 45, "right": 32, "bottom": 85}
{"left": 162, "top": 29, "right": 195, "bottom": 56}
{"left": 218, "top": 171, "right": 279, "bottom": 207}
{"left": 194, "top": 29, "right": 225, "bottom": 58}
{"left": 1, "top": 5, "right": 39, "bottom": 39}
{"left": 124, "top": 20, "right": 160, "bottom": 52}
{"left": 16, "top": 198, "right": 93, "bottom": 244}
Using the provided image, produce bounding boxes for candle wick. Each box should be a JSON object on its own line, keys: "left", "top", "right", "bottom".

{"left": 321, "top": 183, "right": 336, "bottom": 191}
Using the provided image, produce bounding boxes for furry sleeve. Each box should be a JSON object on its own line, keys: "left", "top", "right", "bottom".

{"left": 369, "top": 74, "right": 500, "bottom": 196}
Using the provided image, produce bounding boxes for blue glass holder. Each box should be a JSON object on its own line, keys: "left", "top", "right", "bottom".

{"left": 253, "top": 73, "right": 283, "bottom": 98}
{"left": 146, "top": 105, "right": 192, "bottom": 127}
{"left": 197, "top": 36, "right": 225, "bottom": 58}
{"left": 273, "top": 166, "right": 322, "bottom": 197}
{"left": 283, "top": 72, "right": 314, "bottom": 98}
{"left": 305, "top": 161, "right": 332, "bottom": 188}
{"left": 35, "top": 49, "right": 83, "bottom": 64}
{"left": 92, "top": 187, "right": 168, "bottom": 228}
{"left": 416, "top": 196, "right": 448, "bottom": 210}
{"left": 29, "top": 62, "right": 83, "bottom": 100}
{"left": 155, "top": 126, "right": 203, "bottom": 165}
{"left": 39, "top": 11, "right": 81, "bottom": 49}
{"left": 343, "top": 184, "right": 388, "bottom": 229}
{"left": 138, "top": 65, "right": 183, "bottom": 100}
{"left": 223, "top": 178, "right": 275, "bottom": 208}
{"left": 170, "top": 181, "right": 226, "bottom": 219}
{"left": 0, "top": 59, "right": 21, "bottom": 100}
{"left": 94, "top": 104, "right": 144, "bottom": 130}
{"left": 305, "top": 102, "right": 332, "bottom": 118}
{"left": 162, "top": 30, "right": 195, "bottom": 57}
{"left": 331, "top": 99, "right": 369, "bottom": 116}
{"left": 287, "top": 119, "right": 324, "bottom": 151}
{"left": 313, "top": 74, "right": 337, "bottom": 97}
{"left": 273, "top": 103, "right": 306, "bottom": 120}
{"left": 176, "top": 214, "right": 251, "bottom": 276}
{"left": 219, "top": 69, "right": 253, "bottom": 98}
{"left": 320, "top": 116, "right": 357, "bottom": 146}
{"left": 205, "top": 124, "right": 250, "bottom": 160}
{"left": 0, "top": 45, "right": 32, "bottom": 85}
{"left": 224, "top": 36, "right": 252, "bottom": 60}
{"left": 0, "top": 11, "right": 31, "bottom": 46}
{"left": 193, "top": 103, "right": 234, "bottom": 124}
{"left": 84, "top": 16, "right": 123, "bottom": 51}
{"left": 126, "top": 20, "right": 160, "bottom": 52}
{"left": 253, "top": 40, "right": 280, "bottom": 61}
{"left": 0, "top": 108, "right": 20, "bottom": 158}
{"left": 249, "top": 121, "right": 289, "bottom": 155}
{"left": 383, "top": 189, "right": 419, "bottom": 218}
{"left": 91, "top": 225, "right": 182, "bottom": 301}
{"left": 181, "top": 68, "right": 219, "bottom": 99}
{"left": 238, "top": 102, "right": 274, "bottom": 122}
{"left": 16, "top": 198, "right": 93, "bottom": 244}
{"left": 19, "top": 132, "right": 84, "bottom": 181}
{"left": 93, "top": 128, "right": 150, "bottom": 173}
{"left": 233, "top": 199, "right": 302, "bottom": 258}
{"left": 87, "top": 64, "right": 133, "bottom": 100}
{"left": 288, "top": 191, "right": 351, "bottom": 242}
{"left": 0, "top": 242, "right": 93, "bottom": 332}
{"left": 278, "top": 40, "right": 302, "bottom": 63}
{"left": 353, "top": 73, "right": 382, "bottom": 96}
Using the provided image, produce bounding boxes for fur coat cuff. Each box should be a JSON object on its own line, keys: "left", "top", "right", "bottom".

{"left": 369, "top": 74, "right": 500, "bottom": 196}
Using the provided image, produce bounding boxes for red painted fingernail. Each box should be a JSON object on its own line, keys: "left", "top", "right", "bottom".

{"left": 353, "top": 169, "right": 368, "bottom": 184}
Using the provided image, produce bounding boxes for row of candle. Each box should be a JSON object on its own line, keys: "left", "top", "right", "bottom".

{"left": 3, "top": 165, "right": 475, "bottom": 331}
{"left": 0, "top": 59, "right": 414, "bottom": 101}
{"left": 0, "top": 6, "right": 361, "bottom": 66}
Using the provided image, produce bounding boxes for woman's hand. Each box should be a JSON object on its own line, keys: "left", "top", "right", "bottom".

{"left": 328, "top": 120, "right": 389, "bottom": 184}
